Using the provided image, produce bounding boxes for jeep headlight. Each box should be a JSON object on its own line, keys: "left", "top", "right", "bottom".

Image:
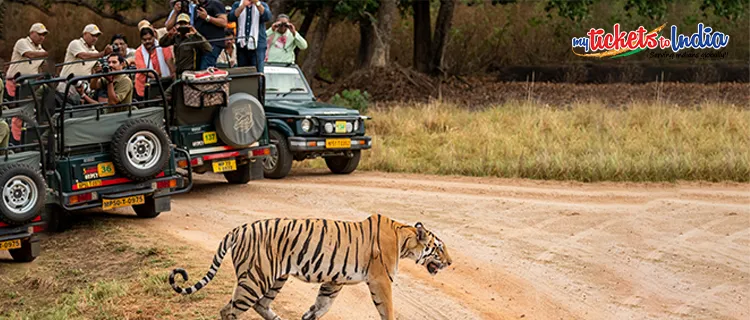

{"left": 301, "top": 119, "right": 312, "bottom": 132}
{"left": 353, "top": 120, "right": 359, "bottom": 131}
{"left": 324, "top": 122, "right": 334, "bottom": 133}
{"left": 345, "top": 122, "right": 353, "bottom": 133}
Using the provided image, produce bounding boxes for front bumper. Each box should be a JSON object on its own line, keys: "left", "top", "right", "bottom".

{"left": 288, "top": 136, "right": 372, "bottom": 152}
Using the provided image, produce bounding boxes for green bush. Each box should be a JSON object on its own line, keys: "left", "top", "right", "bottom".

{"left": 330, "top": 89, "right": 371, "bottom": 114}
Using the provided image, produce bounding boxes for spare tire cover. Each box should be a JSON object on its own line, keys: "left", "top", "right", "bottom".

{"left": 216, "top": 93, "right": 266, "bottom": 148}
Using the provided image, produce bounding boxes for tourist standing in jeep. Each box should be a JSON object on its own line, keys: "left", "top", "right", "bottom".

{"left": 159, "top": 14, "right": 213, "bottom": 75}
{"left": 59, "top": 24, "right": 113, "bottom": 78}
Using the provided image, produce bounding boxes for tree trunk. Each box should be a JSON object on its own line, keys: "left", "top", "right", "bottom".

{"left": 268, "top": 0, "right": 291, "bottom": 19}
{"left": 412, "top": 0, "right": 432, "bottom": 73}
{"left": 301, "top": 5, "right": 335, "bottom": 78}
{"left": 364, "top": 0, "right": 397, "bottom": 68}
{"left": 357, "top": 18, "right": 375, "bottom": 69}
{"left": 430, "top": 0, "right": 456, "bottom": 75}
{"left": 294, "top": 6, "right": 318, "bottom": 63}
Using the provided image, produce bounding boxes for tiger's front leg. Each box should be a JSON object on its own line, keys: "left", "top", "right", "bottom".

{"left": 367, "top": 277, "right": 395, "bottom": 320}
{"left": 301, "top": 282, "right": 344, "bottom": 320}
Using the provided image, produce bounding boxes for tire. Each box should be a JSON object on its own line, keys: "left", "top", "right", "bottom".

{"left": 41, "top": 203, "right": 71, "bottom": 233}
{"left": 216, "top": 93, "right": 266, "bottom": 148}
{"left": 325, "top": 151, "right": 361, "bottom": 174}
{"left": 111, "top": 119, "right": 170, "bottom": 182}
{"left": 9, "top": 238, "right": 37, "bottom": 262}
{"left": 224, "top": 163, "right": 251, "bottom": 184}
{"left": 262, "top": 130, "right": 292, "bottom": 179}
{"left": 0, "top": 164, "right": 45, "bottom": 225}
{"left": 132, "top": 195, "right": 161, "bottom": 218}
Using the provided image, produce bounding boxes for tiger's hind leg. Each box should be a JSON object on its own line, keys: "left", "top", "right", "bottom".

{"left": 301, "top": 282, "right": 345, "bottom": 320}
{"left": 220, "top": 275, "right": 264, "bottom": 320}
{"left": 253, "top": 275, "right": 289, "bottom": 320}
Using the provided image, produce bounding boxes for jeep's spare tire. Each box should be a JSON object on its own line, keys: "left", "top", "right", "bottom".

{"left": 216, "top": 93, "right": 265, "bottom": 148}
{"left": 112, "top": 118, "right": 170, "bottom": 181}
{"left": 0, "top": 163, "right": 45, "bottom": 225}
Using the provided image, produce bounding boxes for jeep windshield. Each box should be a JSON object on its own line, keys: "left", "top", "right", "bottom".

{"left": 265, "top": 66, "right": 311, "bottom": 99}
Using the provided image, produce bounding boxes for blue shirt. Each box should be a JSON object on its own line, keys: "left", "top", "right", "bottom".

{"left": 228, "top": 1, "right": 272, "bottom": 50}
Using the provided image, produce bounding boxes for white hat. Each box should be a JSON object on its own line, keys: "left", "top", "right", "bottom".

{"left": 82, "top": 24, "right": 102, "bottom": 35}
{"left": 29, "top": 23, "right": 49, "bottom": 34}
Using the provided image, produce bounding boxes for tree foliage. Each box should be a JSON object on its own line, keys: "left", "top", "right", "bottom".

{"left": 544, "top": 0, "right": 596, "bottom": 22}
{"left": 700, "top": 0, "right": 746, "bottom": 20}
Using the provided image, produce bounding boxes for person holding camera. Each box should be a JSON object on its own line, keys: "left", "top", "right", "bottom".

{"left": 229, "top": 0, "right": 271, "bottom": 72}
{"left": 111, "top": 34, "right": 137, "bottom": 67}
{"left": 166, "top": 0, "right": 228, "bottom": 70}
{"left": 160, "top": 13, "right": 213, "bottom": 76}
{"left": 266, "top": 14, "right": 307, "bottom": 64}
{"left": 60, "top": 24, "right": 113, "bottom": 79}
{"left": 89, "top": 54, "right": 133, "bottom": 113}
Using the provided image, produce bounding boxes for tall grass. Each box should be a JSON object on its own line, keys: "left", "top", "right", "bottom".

{"left": 354, "top": 102, "right": 749, "bottom": 182}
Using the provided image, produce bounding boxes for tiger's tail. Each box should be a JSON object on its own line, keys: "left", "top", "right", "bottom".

{"left": 169, "top": 227, "right": 237, "bottom": 295}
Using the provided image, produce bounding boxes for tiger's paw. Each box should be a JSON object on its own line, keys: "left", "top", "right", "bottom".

{"left": 301, "top": 306, "right": 317, "bottom": 320}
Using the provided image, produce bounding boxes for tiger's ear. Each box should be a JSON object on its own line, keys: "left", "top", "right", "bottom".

{"left": 415, "top": 222, "right": 426, "bottom": 242}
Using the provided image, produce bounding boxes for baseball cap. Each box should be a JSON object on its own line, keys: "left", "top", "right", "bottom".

{"left": 82, "top": 24, "right": 102, "bottom": 35}
{"left": 29, "top": 23, "right": 49, "bottom": 34}
{"left": 176, "top": 13, "right": 191, "bottom": 24}
{"left": 138, "top": 20, "right": 152, "bottom": 31}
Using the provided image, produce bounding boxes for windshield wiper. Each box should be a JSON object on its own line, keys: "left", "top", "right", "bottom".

{"left": 279, "top": 88, "right": 306, "bottom": 98}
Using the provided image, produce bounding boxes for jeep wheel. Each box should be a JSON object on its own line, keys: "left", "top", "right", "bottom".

{"left": 112, "top": 119, "right": 170, "bottom": 182}
{"left": 0, "top": 164, "right": 45, "bottom": 225}
{"left": 132, "top": 195, "right": 161, "bottom": 218}
{"left": 325, "top": 151, "right": 361, "bottom": 174}
{"left": 263, "top": 130, "right": 292, "bottom": 179}
{"left": 224, "top": 163, "right": 251, "bottom": 184}
{"left": 42, "top": 203, "right": 71, "bottom": 233}
{"left": 9, "top": 238, "right": 38, "bottom": 262}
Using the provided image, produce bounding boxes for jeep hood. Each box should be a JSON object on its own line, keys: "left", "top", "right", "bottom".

{"left": 264, "top": 100, "right": 360, "bottom": 117}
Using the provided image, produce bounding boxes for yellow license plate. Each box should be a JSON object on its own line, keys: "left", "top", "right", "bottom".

{"left": 212, "top": 159, "right": 237, "bottom": 173}
{"left": 0, "top": 239, "right": 22, "bottom": 251}
{"left": 102, "top": 195, "right": 145, "bottom": 211}
{"left": 335, "top": 121, "right": 347, "bottom": 133}
{"left": 326, "top": 138, "right": 351, "bottom": 149}
{"left": 97, "top": 162, "right": 115, "bottom": 178}
{"left": 203, "top": 131, "right": 218, "bottom": 144}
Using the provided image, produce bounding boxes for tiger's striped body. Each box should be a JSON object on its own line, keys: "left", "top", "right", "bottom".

{"left": 169, "top": 214, "right": 452, "bottom": 320}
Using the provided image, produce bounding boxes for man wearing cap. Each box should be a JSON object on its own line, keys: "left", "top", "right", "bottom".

{"left": 59, "top": 24, "right": 113, "bottom": 79}
{"left": 167, "top": 0, "right": 228, "bottom": 70}
{"left": 5, "top": 23, "right": 49, "bottom": 98}
{"left": 266, "top": 14, "right": 307, "bottom": 64}
{"left": 159, "top": 13, "right": 212, "bottom": 75}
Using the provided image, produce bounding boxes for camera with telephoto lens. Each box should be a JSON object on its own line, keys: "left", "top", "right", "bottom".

{"left": 98, "top": 57, "right": 110, "bottom": 74}
{"left": 111, "top": 44, "right": 120, "bottom": 54}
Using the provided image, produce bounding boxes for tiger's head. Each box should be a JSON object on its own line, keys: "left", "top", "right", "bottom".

{"left": 402, "top": 222, "right": 452, "bottom": 275}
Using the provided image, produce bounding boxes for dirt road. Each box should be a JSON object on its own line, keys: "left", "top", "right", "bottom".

{"left": 138, "top": 170, "right": 749, "bottom": 320}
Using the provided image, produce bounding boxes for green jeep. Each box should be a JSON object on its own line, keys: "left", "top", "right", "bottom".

{"left": 0, "top": 85, "right": 47, "bottom": 261}
{"left": 150, "top": 67, "right": 271, "bottom": 184}
{"left": 262, "top": 63, "right": 372, "bottom": 179}
{"left": 18, "top": 69, "right": 192, "bottom": 231}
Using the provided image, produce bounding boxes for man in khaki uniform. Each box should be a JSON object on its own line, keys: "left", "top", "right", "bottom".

{"left": 90, "top": 54, "right": 133, "bottom": 113}
{"left": 59, "top": 24, "right": 113, "bottom": 79}
{"left": 5, "top": 23, "right": 49, "bottom": 97}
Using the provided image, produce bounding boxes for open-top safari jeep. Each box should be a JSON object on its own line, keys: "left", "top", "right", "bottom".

{"left": 262, "top": 63, "right": 372, "bottom": 179}
{"left": 147, "top": 66, "right": 271, "bottom": 184}
{"left": 0, "top": 77, "right": 48, "bottom": 261}
{"left": 17, "top": 68, "right": 192, "bottom": 231}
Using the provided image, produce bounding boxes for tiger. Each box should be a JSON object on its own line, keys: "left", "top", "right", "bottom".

{"left": 168, "top": 214, "right": 452, "bottom": 320}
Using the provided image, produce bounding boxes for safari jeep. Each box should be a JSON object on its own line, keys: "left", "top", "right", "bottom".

{"left": 262, "top": 63, "right": 372, "bottom": 179}
{"left": 0, "top": 85, "right": 48, "bottom": 261}
{"left": 17, "top": 69, "right": 192, "bottom": 231}
{"left": 158, "top": 67, "right": 271, "bottom": 184}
